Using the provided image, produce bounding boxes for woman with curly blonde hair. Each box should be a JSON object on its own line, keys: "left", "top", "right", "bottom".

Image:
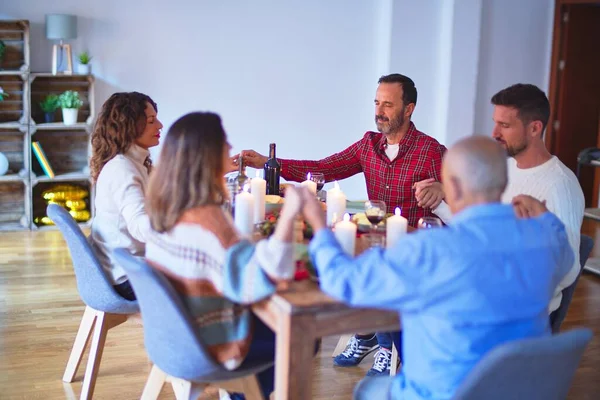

{"left": 89, "top": 91, "right": 162, "bottom": 300}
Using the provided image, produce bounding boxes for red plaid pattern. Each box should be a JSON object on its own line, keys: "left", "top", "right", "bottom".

{"left": 280, "top": 122, "right": 446, "bottom": 227}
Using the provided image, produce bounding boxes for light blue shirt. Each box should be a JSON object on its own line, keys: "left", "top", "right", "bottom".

{"left": 309, "top": 203, "right": 573, "bottom": 400}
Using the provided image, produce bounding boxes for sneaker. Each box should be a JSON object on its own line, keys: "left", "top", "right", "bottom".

{"left": 333, "top": 335, "right": 379, "bottom": 367}
{"left": 366, "top": 347, "right": 392, "bottom": 376}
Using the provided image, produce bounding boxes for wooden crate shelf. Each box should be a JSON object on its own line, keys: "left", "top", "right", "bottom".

{"left": 0, "top": 181, "right": 28, "bottom": 228}
{"left": 31, "top": 180, "right": 92, "bottom": 228}
{"left": 0, "top": 20, "right": 30, "bottom": 72}
{"left": 0, "top": 20, "right": 96, "bottom": 231}
{"left": 30, "top": 74, "right": 94, "bottom": 125}
{"left": 31, "top": 128, "right": 89, "bottom": 177}
{"left": 0, "top": 74, "right": 27, "bottom": 124}
{"left": 0, "top": 127, "right": 27, "bottom": 177}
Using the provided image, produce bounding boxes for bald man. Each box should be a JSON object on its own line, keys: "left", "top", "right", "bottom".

{"left": 302, "top": 136, "right": 574, "bottom": 400}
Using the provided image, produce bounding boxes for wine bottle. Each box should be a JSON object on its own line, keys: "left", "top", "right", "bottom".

{"left": 264, "top": 143, "right": 281, "bottom": 195}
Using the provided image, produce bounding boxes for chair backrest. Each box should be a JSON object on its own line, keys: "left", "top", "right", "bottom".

{"left": 47, "top": 204, "right": 138, "bottom": 314}
{"left": 113, "top": 248, "right": 222, "bottom": 380}
{"left": 453, "top": 328, "right": 593, "bottom": 400}
{"left": 551, "top": 234, "right": 594, "bottom": 333}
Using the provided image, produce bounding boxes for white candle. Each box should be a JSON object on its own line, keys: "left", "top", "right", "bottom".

{"left": 326, "top": 181, "right": 346, "bottom": 226}
{"left": 334, "top": 213, "right": 356, "bottom": 256}
{"left": 234, "top": 184, "right": 255, "bottom": 236}
{"left": 386, "top": 207, "right": 408, "bottom": 249}
{"left": 301, "top": 172, "right": 317, "bottom": 195}
{"left": 251, "top": 170, "right": 266, "bottom": 223}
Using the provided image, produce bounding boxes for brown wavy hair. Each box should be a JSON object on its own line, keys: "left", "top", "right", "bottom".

{"left": 90, "top": 92, "right": 157, "bottom": 182}
{"left": 146, "top": 112, "right": 228, "bottom": 233}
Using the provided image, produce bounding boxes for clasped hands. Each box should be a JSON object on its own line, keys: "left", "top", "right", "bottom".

{"left": 278, "top": 186, "right": 328, "bottom": 232}
{"left": 413, "top": 178, "right": 548, "bottom": 218}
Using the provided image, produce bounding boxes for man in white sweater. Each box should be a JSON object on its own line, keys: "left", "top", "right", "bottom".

{"left": 416, "top": 83, "right": 584, "bottom": 315}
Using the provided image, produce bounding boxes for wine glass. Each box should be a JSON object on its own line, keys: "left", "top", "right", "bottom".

{"left": 310, "top": 172, "right": 325, "bottom": 199}
{"left": 418, "top": 216, "right": 443, "bottom": 229}
{"left": 364, "top": 200, "right": 386, "bottom": 233}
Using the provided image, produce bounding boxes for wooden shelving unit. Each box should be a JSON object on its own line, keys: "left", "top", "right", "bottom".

{"left": 0, "top": 20, "right": 95, "bottom": 230}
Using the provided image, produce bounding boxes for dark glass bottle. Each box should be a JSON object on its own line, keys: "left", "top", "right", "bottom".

{"left": 264, "top": 143, "right": 281, "bottom": 195}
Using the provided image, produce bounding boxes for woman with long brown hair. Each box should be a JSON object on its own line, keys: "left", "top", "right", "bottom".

{"left": 89, "top": 91, "right": 162, "bottom": 300}
{"left": 145, "top": 112, "right": 305, "bottom": 399}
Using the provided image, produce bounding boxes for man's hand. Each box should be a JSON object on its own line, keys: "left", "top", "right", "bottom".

{"left": 301, "top": 187, "right": 327, "bottom": 232}
{"left": 413, "top": 178, "right": 445, "bottom": 209}
{"left": 240, "top": 150, "right": 268, "bottom": 169}
{"left": 512, "top": 194, "right": 548, "bottom": 218}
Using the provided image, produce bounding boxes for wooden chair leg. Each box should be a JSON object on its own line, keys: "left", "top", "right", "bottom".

{"left": 141, "top": 365, "right": 167, "bottom": 400}
{"left": 79, "top": 312, "right": 118, "bottom": 400}
{"left": 390, "top": 343, "right": 399, "bottom": 376}
{"left": 332, "top": 334, "right": 353, "bottom": 357}
{"left": 170, "top": 377, "right": 197, "bottom": 400}
{"left": 63, "top": 306, "right": 96, "bottom": 383}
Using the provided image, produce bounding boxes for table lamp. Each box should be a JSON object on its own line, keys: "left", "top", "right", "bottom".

{"left": 45, "top": 14, "right": 77, "bottom": 75}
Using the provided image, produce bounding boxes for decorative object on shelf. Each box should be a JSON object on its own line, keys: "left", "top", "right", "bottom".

{"left": 58, "top": 90, "right": 83, "bottom": 125}
{"left": 39, "top": 94, "right": 59, "bottom": 123}
{"left": 45, "top": 14, "right": 77, "bottom": 75}
{"left": 0, "top": 86, "right": 8, "bottom": 101}
{"left": 36, "top": 184, "right": 90, "bottom": 225}
{"left": 0, "top": 39, "right": 5, "bottom": 68}
{"left": 76, "top": 51, "right": 92, "bottom": 74}
{"left": 31, "top": 141, "right": 55, "bottom": 178}
{"left": 0, "top": 152, "right": 9, "bottom": 176}
{"left": 42, "top": 184, "right": 88, "bottom": 202}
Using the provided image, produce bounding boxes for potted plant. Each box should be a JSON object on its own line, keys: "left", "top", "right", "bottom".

{"left": 58, "top": 91, "right": 83, "bottom": 125}
{"left": 76, "top": 52, "right": 92, "bottom": 75}
{"left": 0, "top": 86, "right": 8, "bottom": 101}
{"left": 40, "top": 94, "right": 60, "bottom": 123}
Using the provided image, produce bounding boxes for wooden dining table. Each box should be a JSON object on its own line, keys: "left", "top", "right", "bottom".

{"left": 251, "top": 232, "right": 405, "bottom": 400}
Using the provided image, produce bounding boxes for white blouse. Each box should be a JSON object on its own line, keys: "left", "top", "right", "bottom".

{"left": 90, "top": 144, "right": 152, "bottom": 284}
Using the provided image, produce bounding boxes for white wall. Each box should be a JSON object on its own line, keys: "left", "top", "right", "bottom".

{"left": 1, "top": 0, "right": 555, "bottom": 200}
{"left": 2, "top": 0, "right": 384, "bottom": 199}
{"left": 474, "top": 0, "right": 555, "bottom": 137}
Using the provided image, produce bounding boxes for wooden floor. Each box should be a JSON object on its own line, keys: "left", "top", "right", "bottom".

{"left": 1, "top": 222, "right": 600, "bottom": 400}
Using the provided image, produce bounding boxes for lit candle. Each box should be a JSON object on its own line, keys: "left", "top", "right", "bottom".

{"left": 334, "top": 213, "right": 356, "bottom": 256}
{"left": 386, "top": 207, "right": 408, "bottom": 249}
{"left": 251, "top": 170, "right": 266, "bottom": 223}
{"left": 301, "top": 172, "right": 317, "bottom": 195}
{"left": 326, "top": 181, "right": 346, "bottom": 226}
{"left": 234, "top": 184, "right": 255, "bottom": 236}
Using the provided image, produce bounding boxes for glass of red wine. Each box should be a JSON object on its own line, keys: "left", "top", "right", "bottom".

{"left": 364, "top": 200, "right": 386, "bottom": 233}
{"left": 311, "top": 172, "right": 325, "bottom": 200}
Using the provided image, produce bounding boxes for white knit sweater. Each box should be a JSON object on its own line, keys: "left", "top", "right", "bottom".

{"left": 434, "top": 156, "right": 584, "bottom": 312}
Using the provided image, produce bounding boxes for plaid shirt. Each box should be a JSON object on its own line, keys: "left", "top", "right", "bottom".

{"left": 280, "top": 122, "right": 446, "bottom": 227}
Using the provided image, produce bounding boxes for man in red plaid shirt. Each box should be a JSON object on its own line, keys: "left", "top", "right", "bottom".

{"left": 242, "top": 73, "right": 447, "bottom": 376}
{"left": 241, "top": 73, "right": 446, "bottom": 228}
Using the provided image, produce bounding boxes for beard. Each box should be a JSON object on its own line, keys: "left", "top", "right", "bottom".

{"left": 376, "top": 107, "right": 405, "bottom": 135}
{"left": 496, "top": 138, "right": 527, "bottom": 157}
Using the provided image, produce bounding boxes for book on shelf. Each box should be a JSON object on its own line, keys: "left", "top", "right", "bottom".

{"left": 31, "top": 141, "right": 55, "bottom": 178}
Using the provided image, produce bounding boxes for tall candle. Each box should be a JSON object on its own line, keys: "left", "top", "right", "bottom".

{"left": 234, "top": 184, "right": 255, "bottom": 236}
{"left": 251, "top": 170, "right": 266, "bottom": 223}
{"left": 386, "top": 207, "right": 408, "bottom": 249}
{"left": 334, "top": 213, "right": 356, "bottom": 256}
{"left": 326, "top": 181, "right": 346, "bottom": 225}
{"left": 301, "top": 172, "right": 317, "bottom": 195}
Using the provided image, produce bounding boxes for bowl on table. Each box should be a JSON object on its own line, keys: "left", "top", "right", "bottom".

{"left": 265, "top": 194, "right": 284, "bottom": 213}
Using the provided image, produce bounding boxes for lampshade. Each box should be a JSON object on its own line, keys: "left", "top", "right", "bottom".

{"left": 45, "top": 14, "right": 77, "bottom": 40}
